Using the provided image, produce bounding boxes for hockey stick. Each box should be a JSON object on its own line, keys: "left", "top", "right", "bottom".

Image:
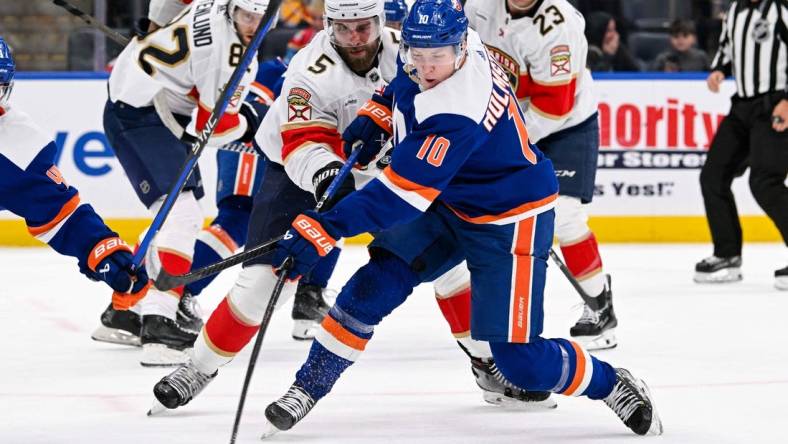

{"left": 152, "top": 234, "right": 283, "bottom": 291}
{"left": 548, "top": 248, "right": 594, "bottom": 302}
{"left": 52, "top": 0, "right": 130, "bottom": 46}
{"left": 153, "top": 148, "right": 362, "bottom": 291}
{"left": 228, "top": 258, "right": 290, "bottom": 444}
{"left": 131, "top": 0, "right": 283, "bottom": 270}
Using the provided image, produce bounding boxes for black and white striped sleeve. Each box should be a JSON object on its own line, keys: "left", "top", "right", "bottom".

{"left": 711, "top": 4, "right": 735, "bottom": 75}
{"left": 780, "top": 0, "right": 788, "bottom": 97}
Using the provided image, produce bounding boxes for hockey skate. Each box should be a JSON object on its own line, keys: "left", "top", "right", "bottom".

{"left": 176, "top": 291, "right": 204, "bottom": 334}
{"left": 91, "top": 303, "right": 141, "bottom": 347}
{"left": 470, "top": 357, "right": 557, "bottom": 410}
{"left": 148, "top": 362, "right": 216, "bottom": 415}
{"left": 694, "top": 255, "right": 742, "bottom": 283}
{"left": 261, "top": 383, "right": 316, "bottom": 438}
{"left": 140, "top": 315, "right": 198, "bottom": 367}
{"left": 775, "top": 265, "right": 788, "bottom": 291}
{"left": 604, "top": 368, "right": 663, "bottom": 436}
{"left": 291, "top": 283, "right": 332, "bottom": 340}
{"left": 570, "top": 274, "right": 617, "bottom": 351}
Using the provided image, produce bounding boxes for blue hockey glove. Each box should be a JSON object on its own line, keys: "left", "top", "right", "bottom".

{"left": 272, "top": 212, "right": 338, "bottom": 280}
{"left": 84, "top": 237, "right": 151, "bottom": 308}
{"left": 342, "top": 94, "right": 393, "bottom": 167}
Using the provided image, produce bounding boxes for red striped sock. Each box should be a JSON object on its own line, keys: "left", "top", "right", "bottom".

{"left": 560, "top": 232, "right": 603, "bottom": 279}
{"left": 204, "top": 297, "right": 258, "bottom": 355}
{"left": 436, "top": 288, "right": 471, "bottom": 335}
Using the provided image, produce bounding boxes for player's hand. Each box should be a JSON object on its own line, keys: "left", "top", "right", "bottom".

{"left": 238, "top": 100, "right": 266, "bottom": 143}
{"left": 706, "top": 70, "right": 725, "bottom": 93}
{"left": 272, "top": 212, "right": 338, "bottom": 281}
{"left": 342, "top": 94, "right": 393, "bottom": 167}
{"left": 84, "top": 237, "right": 151, "bottom": 307}
{"left": 312, "top": 161, "right": 356, "bottom": 212}
{"left": 771, "top": 99, "right": 788, "bottom": 132}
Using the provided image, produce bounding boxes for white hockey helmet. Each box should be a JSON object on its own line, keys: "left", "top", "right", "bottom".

{"left": 228, "top": 0, "right": 273, "bottom": 40}
{"left": 229, "top": 0, "right": 270, "bottom": 14}
{"left": 324, "top": 0, "right": 386, "bottom": 47}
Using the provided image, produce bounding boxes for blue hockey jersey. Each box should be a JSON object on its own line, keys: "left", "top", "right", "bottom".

{"left": 320, "top": 30, "right": 559, "bottom": 237}
{"left": 0, "top": 105, "right": 118, "bottom": 273}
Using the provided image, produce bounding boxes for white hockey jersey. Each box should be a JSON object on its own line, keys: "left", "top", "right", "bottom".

{"left": 0, "top": 106, "right": 53, "bottom": 169}
{"left": 256, "top": 28, "right": 400, "bottom": 194}
{"left": 464, "top": 0, "right": 597, "bottom": 143}
{"left": 109, "top": 0, "right": 256, "bottom": 146}
{"left": 148, "top": 0, "right": 193, "bottom": 27}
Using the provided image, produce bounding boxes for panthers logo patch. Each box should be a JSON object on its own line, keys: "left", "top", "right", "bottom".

{"left": 287, "top": 87, "right": 312, "bottom": 122}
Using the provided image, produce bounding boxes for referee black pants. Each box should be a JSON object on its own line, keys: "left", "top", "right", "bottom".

{"left": 700, "top": 93, "right": 788, "bottom": 258}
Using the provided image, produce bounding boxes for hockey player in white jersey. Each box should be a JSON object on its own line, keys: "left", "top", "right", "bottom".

{"left": 102, "top": 0, "right": 268, "bottom": 366}
{"left": 149, "top": 0, "right": 398, "bottom": 411}
{"left": 465, "top": 0, "right": 618, "bottom": 350}
{"left": 0, "top": 37, "right": 150, "bottom": 312}
{"left": 150, "top": 0, "right": 552, "bottom": 414}
{"left": 147, "top": 0, "right": 193, "bottom": 31}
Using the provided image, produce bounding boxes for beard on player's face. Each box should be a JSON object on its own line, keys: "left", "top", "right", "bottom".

{"left": 336, "top": 39, "right": 381, "bottom": 73}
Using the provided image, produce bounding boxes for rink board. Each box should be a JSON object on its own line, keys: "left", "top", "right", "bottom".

{"left": 0, "top": 72, "right": 780, "bottom": 244}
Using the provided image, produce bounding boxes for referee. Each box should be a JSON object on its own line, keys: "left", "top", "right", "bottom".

{"left": 695, "top": 0, "right": 788, "bottom": 289}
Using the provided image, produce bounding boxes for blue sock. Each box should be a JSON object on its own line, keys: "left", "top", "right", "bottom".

{"left": 491, "top": 338, "right": 616, "bottom": 400}
{"left": 294, "top": 252, "right": 420, "bottom": 400}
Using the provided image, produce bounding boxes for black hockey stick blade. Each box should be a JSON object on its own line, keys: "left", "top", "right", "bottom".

{"left": 153, "top": 235, "right": 284, "bottom": 291}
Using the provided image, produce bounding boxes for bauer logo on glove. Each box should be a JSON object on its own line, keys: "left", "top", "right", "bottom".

{"left": 293, "top": 216, "right": 335, "bottom": 256}
{"left": 273, "top": 212, "right": 339, "bottom": 280}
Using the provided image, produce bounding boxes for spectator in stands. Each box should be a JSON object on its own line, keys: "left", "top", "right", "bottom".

{"left": 584, "top": 12, "right": 640, "bottom": 72}
{"left": 283, "top": 0, "right": 324, "bottom": 63}
{"left": 652, "top": 19, "right": 710, "bottom": 72}
{"left": 279, "top": 0, "right": 314, "bottom": 28}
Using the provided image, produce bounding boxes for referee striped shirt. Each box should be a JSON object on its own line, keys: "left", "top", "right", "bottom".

{"left": 711, "top": 0, "right": 788, "bottom": 98}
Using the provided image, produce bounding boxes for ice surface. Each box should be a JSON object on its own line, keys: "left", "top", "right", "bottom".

{"left": 1, "top": 243, "right": 786, "bottom": 443}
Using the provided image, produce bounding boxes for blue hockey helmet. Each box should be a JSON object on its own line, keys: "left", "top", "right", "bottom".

{"left": 384, "top": 0, "right": 408, "bottom": 24}
{"left": 400, "top": 0, "right": 468, "bottom": 49}
{"left": 0, "top": 36, "right": 14, "bottom": 107}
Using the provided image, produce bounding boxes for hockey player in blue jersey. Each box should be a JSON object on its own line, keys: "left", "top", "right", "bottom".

{"left": 0, "top": 37, "right": 150, "bottom": 310}
{"left": 384, "top": 0, "right": 408, "bottom": 29}
{"left": 263, "top": 0, "right": 662, "bottom": 437}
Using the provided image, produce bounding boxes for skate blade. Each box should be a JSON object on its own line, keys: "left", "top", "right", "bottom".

{"left": 482, "top": 391, "right": 558, "bottom": 410}
{"left": 291, "top": 320, "right": 318, "bottom": 341}
{"left": 147, "top": 399, "right": 168, "bottom": 416}
{"left": 573, "top": 329, "right": 617, "bottom": 351}
{"left": 637, "top": 379, "right": 664, "bottom": 436}
{"left": 693, "top": 269, "right": 742, "bottom": 283}
{"left": 775, "top": 277, "right": 788, "bottom": 291}
{"left": 91, "top": 326, "right": 141, "bottom": 347}
{"left": 260, "top": 420, "right": 283, "bottom": 439}
{"left": 140, "top": 344, "right": 190, "bottom": 367}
